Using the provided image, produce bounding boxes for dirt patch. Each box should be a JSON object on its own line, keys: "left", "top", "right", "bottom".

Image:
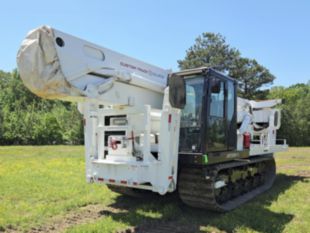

{"left": 5, "top": 204, "right": 127, "bottom": 233}
{"left": 9, "top": 198, "right": 194, "bottom": 233}
{"left": 115, "top": 220, "right": 198, "bottom": 233}
{"left": 32, "top": 204, "right": 104, "bottom": 233}
{"left": 135, "top": 220, "right": 197, "bottom": 233}
{"left": 277, "top": 164, "right": 310, "bottom": 178}
{"left": 296, "top": 170, "right": 310, "bottom": 178}
{"left": 277, "top": 164, "right": 310, "bottom": 170}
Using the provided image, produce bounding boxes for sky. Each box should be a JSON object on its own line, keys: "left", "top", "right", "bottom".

{"left": 0, "top": 0, "right": 309, "bottom": 87}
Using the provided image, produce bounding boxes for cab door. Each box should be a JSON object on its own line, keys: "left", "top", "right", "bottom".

{"left": 206, "top": 77, "right": 227, "bottom": 151}
{"left": 205, "top": 74, "right": 236, "bottom": 152}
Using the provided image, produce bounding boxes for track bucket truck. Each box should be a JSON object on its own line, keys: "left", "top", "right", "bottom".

{"left": 17, "top": 26, "right": 288, "bottom": 211}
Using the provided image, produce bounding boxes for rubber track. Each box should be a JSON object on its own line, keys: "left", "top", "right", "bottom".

{"left": 178, "top": 155, "right": 276, "bottom": 212}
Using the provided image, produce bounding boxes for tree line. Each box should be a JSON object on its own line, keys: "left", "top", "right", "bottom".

{"left": 0, "top": 70, "right": 83, "bottom": 145}
{"left": 0, "top": 32, "right": 309, "bottom": 146}
{"left": 178, "top": 32, "right": 309, "bottom": 146}
{"left": 268, "top": 83, "right": 310, "bottom": 146}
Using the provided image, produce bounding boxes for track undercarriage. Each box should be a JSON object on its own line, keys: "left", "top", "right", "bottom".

{"left": 178, "top": 154, "right": 276, "bottom": 211}
{"left": 108, "top": 155, "right": 276, "bottom": 212}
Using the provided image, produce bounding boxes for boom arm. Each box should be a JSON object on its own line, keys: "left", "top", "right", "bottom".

{"left": 17, "top": 26, "right": 169, "bottom": 108}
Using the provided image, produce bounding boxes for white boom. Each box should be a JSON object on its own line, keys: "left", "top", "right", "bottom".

{"left": 17, "top": 26, "right": 168, "bottom": 108}
{"left": 17, "top": 26, "right": 287, "bottom": 197}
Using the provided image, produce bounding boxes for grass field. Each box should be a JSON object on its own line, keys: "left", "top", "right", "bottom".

{"left": 0, "top": 146, "right": 309, "bottom": 233}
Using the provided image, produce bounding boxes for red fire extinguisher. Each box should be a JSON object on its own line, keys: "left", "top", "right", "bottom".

{"left": 243, "top": 132, "right": 251, "bottom": 149}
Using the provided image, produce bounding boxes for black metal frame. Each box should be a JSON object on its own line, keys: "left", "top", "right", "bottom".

{"left": 176, "top": 68, "right": 246, "bottom": 166}
{"left": 203, "top": 69, "right": 238, "bottom": 153}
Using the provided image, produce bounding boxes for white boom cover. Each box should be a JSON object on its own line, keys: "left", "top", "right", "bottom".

{"left": 17, "top": 26, "right": 83, "bottom": 100}
{"left": 17, "top": 26, "right": 169, "bottom": 106}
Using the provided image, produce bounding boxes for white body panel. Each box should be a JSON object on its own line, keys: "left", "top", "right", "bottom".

{"left": 237, "top": 97, "right": 288, "bottom": 154}
{"left": 81, "top": 88, "right": 180, "bottom": 194}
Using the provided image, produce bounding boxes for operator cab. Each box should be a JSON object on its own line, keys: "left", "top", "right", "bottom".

{"left": 169, "top": 68, "right": 238, "bottom": 165}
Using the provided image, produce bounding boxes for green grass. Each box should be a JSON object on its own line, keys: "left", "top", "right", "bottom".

{"left": 0, "top": 146, "right": 116, "bottom": 232}
{"left": 0, "top": 146, "right": 309, "bottom": 233}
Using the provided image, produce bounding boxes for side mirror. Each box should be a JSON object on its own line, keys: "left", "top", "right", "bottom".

{"left": 168, "top": 74, "right": 186, "bottom": 109}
